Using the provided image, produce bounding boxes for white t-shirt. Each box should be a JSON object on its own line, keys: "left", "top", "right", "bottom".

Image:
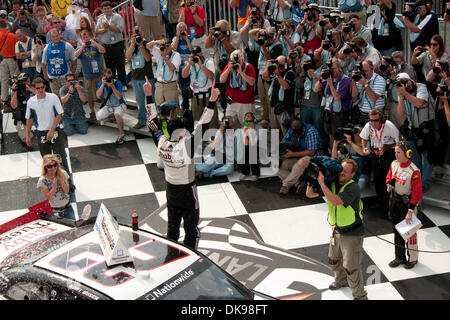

{"left": 152, "top": 47, "right": 181, "bottom": 83}
{"left": 25, "top": 93, "right": 63, "bottom": 131}
{"left": 360, "top": 119, "right": 399, "bottom": 149}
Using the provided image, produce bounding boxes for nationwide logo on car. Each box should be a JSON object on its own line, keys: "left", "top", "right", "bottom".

{"left": 143, "top": 213, "right": 334, "bottom": 300}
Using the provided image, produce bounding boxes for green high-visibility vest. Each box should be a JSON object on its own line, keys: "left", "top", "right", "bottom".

{"left": 327, "top": 180, "right": 363, "bottom": 232}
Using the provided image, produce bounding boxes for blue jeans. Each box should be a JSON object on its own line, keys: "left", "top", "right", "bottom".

{"left": 62, "top": 117, "right": 88, "bottom": 136}
{"left": 409, "top": 140, "right": 433, "bottom": 187}
{"left": 195, "top": 160, "right": 234, "bottom": 178}
{"left": 131, "top": 78, "right": 155, "bottom": 125}
{"left": 301, "top": 105, "right": 325, "bottom": 138}
{"left": 57, "top": 205, "right": 75, "bottom": 220}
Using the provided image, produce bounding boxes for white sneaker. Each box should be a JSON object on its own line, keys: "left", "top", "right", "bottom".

{"left": 249, "top": 175, "right": 259, "bottom": 181}
{"left": 239, "top": 174, "right": 248, "bottom": 181}
{"left": 123, "top": 85, "right": 128, "bottom": 92}
{"left": 115, "top": 134, "right": 125, "bottom": 145}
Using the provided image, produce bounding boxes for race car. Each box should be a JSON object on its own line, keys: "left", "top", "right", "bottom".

{"left": 0, "top": 203, "right": 274, "bottom": 300}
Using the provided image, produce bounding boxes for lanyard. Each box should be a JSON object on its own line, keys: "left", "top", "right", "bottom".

{"left": 373, "top": 123, "right": 385, "bottom": 147}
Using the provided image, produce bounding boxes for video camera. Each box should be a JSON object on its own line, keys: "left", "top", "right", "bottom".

{"left": 333, "top": 126, "right": 359, "bottom": 141}
{"left": 10, "top": 74, "right": 29, "bottom": 91}
{"left": 402, "top": 2, "right": 419, "bottom": 19}
{"left": 304, "top": 157, "right": 343, "bottom": 193}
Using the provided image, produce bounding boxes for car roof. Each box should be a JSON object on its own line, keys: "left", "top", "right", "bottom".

{"left": 0, "top": 215, "right": 202, "bottom": 300}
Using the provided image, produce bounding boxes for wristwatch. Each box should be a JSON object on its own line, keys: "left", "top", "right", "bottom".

{"left": 363, "top": 84, "right": 369, "bottom": 88}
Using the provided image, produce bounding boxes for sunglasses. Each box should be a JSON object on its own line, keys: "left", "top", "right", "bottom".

{"left": 35, "top": 86, "right": 45, "bottom": 90}
{"left": 369, "top": 118, "right": 381, "bottom": 122}
{"left": 430, "top": 43, "right": 439, "bottom": 47}
{"left": 46, "top": 163, "right": 58, "bottom": 169}
{"left": 247, "top": 119, "right": 254, "bottom": 122}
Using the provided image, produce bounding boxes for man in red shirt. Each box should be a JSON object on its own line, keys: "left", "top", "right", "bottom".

{"left": 178, "top": 0, "right": 205, "bottom": 51}
{"left": 0, "top": 19, "right": 19, "bottom": 108}
{"left": 219, "top": 49, "right": 256, "bottom": 128}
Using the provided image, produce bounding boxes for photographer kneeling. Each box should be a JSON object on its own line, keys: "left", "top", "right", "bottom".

{"left": 305, "top": 158, "right": 367, "bottom": 300}
{"left": 262, "top": 55, "right": 296, "bottom": 136}
{"left": 396, "top": 73, "right": 435, "bottom": 192}
{"left": 10, "top": 72, "right": 34, "bottom": 150}
{"left": 277, "top": 119, "right": 323, "bottom": 195}
{"left": 60, "top": 74, "right": 88, "bottom": 136}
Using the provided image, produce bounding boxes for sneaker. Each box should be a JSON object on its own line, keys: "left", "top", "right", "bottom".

{"left": 133, "top": 123, "right": 145, "bottom": 129}
{"left": 115, "top": 134, "right": 125, "bottom": 145}
{"left": 249, "top": 175, "right": 259, "bottom": 181}
{"left": 239, "top": 174, "right": 248, "bottom": 181}
{"left": 328, "top": 281, "right": 348, "bottom": 290}
{"left": 404, "top": 261, "right": 417, "bottom": 269}
{"left": 388, "top": 259, "right": 405, "bottom": 268}
{"left": 123, "top": 85, "right": 127, "bottom": 92}
{"left": 279, "top": 185, "right": 290, "bottom": 195}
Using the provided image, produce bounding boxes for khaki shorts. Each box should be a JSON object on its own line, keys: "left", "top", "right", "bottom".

{"left": 96, "top": 104, "right": 126, "bottom": 120}
{"left": 84, "top": 77, "right": 102, "bottom": 102}
{"left": 135, "top": 12, "right": 163, "bottom": 40}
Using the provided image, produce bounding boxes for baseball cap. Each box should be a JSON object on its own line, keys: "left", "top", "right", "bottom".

{"left": 0, "top": 10, "right": 8, "bottom": 16}
{"left": 305, "top": 3, "right": 320, "bottom": 12}
{"left": 396, "top": 73, "right": 411, "bottom": 81}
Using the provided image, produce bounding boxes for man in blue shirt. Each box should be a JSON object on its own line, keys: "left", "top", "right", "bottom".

{"left": 277, "top": 119, "right": 323, "bottom": 194}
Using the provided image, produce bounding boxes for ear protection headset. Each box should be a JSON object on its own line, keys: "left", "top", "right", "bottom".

{"left": 398, "top": 140, "right": 413, "bottom": 159}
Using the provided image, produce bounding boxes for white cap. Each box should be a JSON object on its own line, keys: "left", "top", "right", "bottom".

{"left": 396, "top": 73, "right": 411, "bottom": 80}
{"left": 0, "top": 10, "right": 7, "bottom": 15}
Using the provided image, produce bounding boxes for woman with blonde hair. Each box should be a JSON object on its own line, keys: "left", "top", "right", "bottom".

{"left": 37, "top": 154, "right": 75, "bottom": 219}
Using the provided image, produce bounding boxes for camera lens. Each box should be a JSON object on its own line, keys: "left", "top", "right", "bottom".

{"left": 193, "top": 56, "right": 199, "bottom": 63}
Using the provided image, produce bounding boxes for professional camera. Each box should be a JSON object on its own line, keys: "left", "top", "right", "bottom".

{"left": 343, "top": 41, "right": 356, "bottom": 55}
{"left": 307, "top": 11, "right": 314, "bottom": 21}
{"left": 268, "top": 59, "right": 278, "bottom": 74}
{"left": 303, "top": 59, "right": 316, "bottom": 72}
{"left": 433, "top": 60, "right": 449, "bottom": 74}
{"left": 256, "top": 33, "right": 267, "bottom": 45}
{"left": 280, "top": 28, "right": 288, "bottom": 36}
{"left": 105, "top": 76, "right": 113, "bottom": 83}
{"left": 333, "top": 126, "right": 359, "bottom": 141}
{"left": 85, "top": 40, "right": 92, "bottom": 46}
{"left": 10, "top": 74, "right": 29, "bottom": 91}
{"left": 416, "top": 46, "right": 427, "bottom": 54}
{"left": 319, "top": 18, "right": 329, "bottom": 27}
{"left": 213, "top": 26, "right": 222, "bottom": 38}
{"left": 402, "top": 2, "right": 418, "bottom": 19}
{"left": 392, "top": 78, "right": 408, "bottom": 87}
{"left": 232, "top": 55, "right": 240, "bottom": 70}
{"left": 322, "top": 40, "right": 332, "bottom": 51}
{"left": 321, "top": 59, "right": 333, "bottom": 79}
{"left": 70, "top": 80, "right": 78, "bottom": 87}
{"left": 437, "top": 84, "right": 449, "bottom": 97}
{"left": 379, "top": 56, "right": 396, "bottom": 72}
{"left": 343, "top": 22, "right": 355, "bottom": 34}
{"left": 159, "top": 44, "right": 167, "bottom": 51}
{"left": 352, "top": 62, "right": 363, "bottom": 81}
{"left": 180, "top": 31, "right": 187, "bottom": 37}
{"left": 193, "top": 56, "right": 199, "bottom": 64}
{"left": 279, "top": 142, "right": 297, "bottom": 156}
{"left": 289, "top": 49, "right": 299, "bottom": 60}
{"left": 134, "top": 26, "right": 142, "bottom": 43}
{"left": 218, "top": 54, "right": 229, "bottom": 70}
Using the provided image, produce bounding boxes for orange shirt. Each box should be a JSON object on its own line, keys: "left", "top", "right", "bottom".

{"left": 236, "top": 0, "right": 250, "bottom": 25}
{"left": 0, "top": 30, "right": 18, "bottom": 59}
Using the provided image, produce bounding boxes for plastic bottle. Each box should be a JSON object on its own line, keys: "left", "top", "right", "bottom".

{"left": 132, "top": 210, "right": 138, "bottom": 231}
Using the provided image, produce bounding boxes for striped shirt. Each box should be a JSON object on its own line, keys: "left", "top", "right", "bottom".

{"left": 356, "top": 72, "right": 386, "bottom": 113}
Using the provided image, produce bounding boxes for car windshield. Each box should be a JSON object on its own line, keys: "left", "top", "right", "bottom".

{"left": 141, "top": 256, "right": 254, "bottom": 300}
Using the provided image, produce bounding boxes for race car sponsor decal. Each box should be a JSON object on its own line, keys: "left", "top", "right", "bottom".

{"left": 143, "top": 213, "right": 334, "bottom": 300}
{"left": 0, "top": 220, "right": 70, "bottom": 259}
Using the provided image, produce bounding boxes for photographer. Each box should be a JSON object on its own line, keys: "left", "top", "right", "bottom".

{"left": 305, "top": 158, "right": 367, "bottom": 300}
{"left": 266, "top": 0, "right": 293, "bottom": 25}
{"left": 360, "top": 108, "right": 399, "bottom": 209}
{"left": 231, "top": 1, "right": 264, "bottom": 44}
{"left": 178, "top": 0, "right": 206, "bottom": 51}
{"left": 10, "top": 72, "right": 34, "bottom": 149}
{"left": 59, "top": 73, "right": 88, "bottom": 136}
{"left": 31, "top": 33, "right": 46, "bottom": 83}
{"left": 300, "top": 50, "right": 324, "bottom": 140}
{"left": 14, "top": 29, "right": 38, "bottom": 80}
{"left": 95, "top": 68, "right": 126, "bottom": 145}
{"left": 74, "top": 30, "right": 105, "bottom": 123}
{"left": 219, "top": 49, "right": 257, "bottom": 129}
{"left": 350, "top": 59, "right": 386, "bottom": 127}
{"left": 314, "top": 58, "right": 352, "bottom": 149}
{"left": 318, "top": 30, "right": 344, "bottom": 63}
{"left": 278, "top": 119, "right": 323, "bottom": 195}
{"left": 412, "top": 35, "right": 447, "bottom": 86}
{"left": 172, "top": 22, "right": 193, "bottom": 111}
{"left": 205, "top": 19, "right": 241, "bottom": 115}
{"left": 146, "top": 39, "right": 181, "bottom": 106}
{"left": 278, "top": 20, "right": 299, "bottom": 58}
{"left": 249, "top": 26, "right": 283, "bottom": 126}
{"left": 379, "top": 52, "right": 415, "bottom": 129}
{"left": 368, "top": 0, "right": 402, "bottom": 57}
{"left": 195, "top": 116, "right": 236, "bottom": 180}
{"left": 401, "top": 0, "right": 438, "bottom": 52}
{"left": 342, "top": 14, "right": 372, "bottom": 46}
{"left": 125, "top": 27, "right": 154, "bottom": 129}
{"left": 295, "top": 3, "right": 321, "bottom": 56}
{"left": 181, "top": 45, "right": 217, "bottom": 128}
{"left": 345, "top": 36, "right": 381, "bottom": 70}
{"left": 240, "top": 111, "right": 261, "bottom": 181}
{"left": 262, "top": 55, "right": 295, "bottom": 136}
{"left": 396, "top": 73, "right": 435, "bottom": 192}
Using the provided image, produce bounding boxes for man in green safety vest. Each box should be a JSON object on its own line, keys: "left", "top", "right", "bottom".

{"left": 306, "top": 158, "right": 368, "bottom": 300}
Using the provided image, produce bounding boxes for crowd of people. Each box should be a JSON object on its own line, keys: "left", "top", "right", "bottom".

{"left": 0, "top": 0, "right": 449, "bottom": 300}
